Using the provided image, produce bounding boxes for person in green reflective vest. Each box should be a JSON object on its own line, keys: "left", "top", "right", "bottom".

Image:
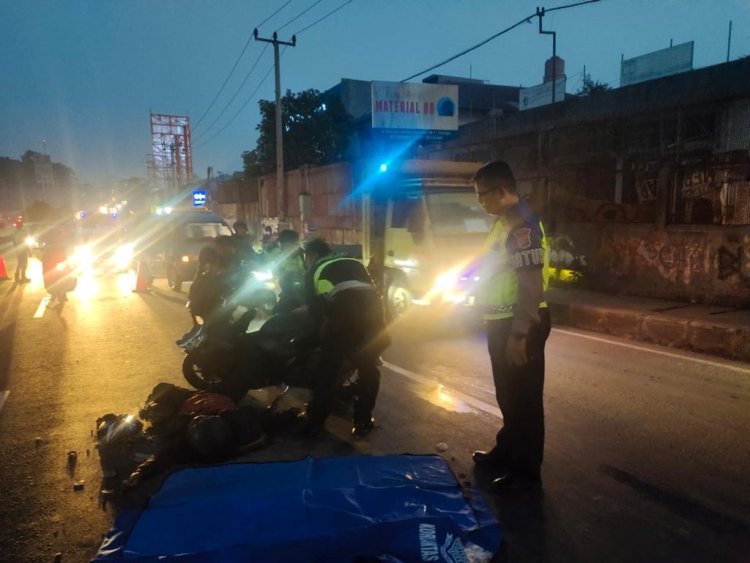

{"left": 471, "top": 160, "right": 551, "bottom": 492}
{"left": 300, "top": 238, "right": 390, "bottom": 437}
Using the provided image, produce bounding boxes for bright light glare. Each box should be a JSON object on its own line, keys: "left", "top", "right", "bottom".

{"left": 379, "top": 163, "right": 388, "bottom": 173}
{"left": 71, "top": 245, "right": 95, "bottom": 272}
{"left": 111, "top": 244, "right": 134, "bottom": 270}
{"left": 252, "top": 270, "right": 273, "bottom": 282}
{"left": 75, "top": 273, "right": 99, "bottom": 299}
{"left": 24, "top": 236, "right": 37, "bottom": 248}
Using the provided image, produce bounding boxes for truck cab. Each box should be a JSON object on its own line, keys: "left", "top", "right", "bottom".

{"left": 361, "top": 160, "right": 491, "bottom": 317}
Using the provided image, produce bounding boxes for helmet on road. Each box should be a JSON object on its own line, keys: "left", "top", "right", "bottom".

{"left": 185, "top": 414, "right": 234, "bottom": 459}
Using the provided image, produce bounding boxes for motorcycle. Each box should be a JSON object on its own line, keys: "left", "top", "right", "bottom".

{"left": 177, "top": 305, "right": 360, "bottom": 404}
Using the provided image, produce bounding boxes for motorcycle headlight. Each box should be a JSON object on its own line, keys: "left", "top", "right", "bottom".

{"left": 433, "top": 269, "right": 460, "bottom": 293}
{"left": 24, "top": 235, "right": 37, "bottom": 248}
{"left": 252, "top": 270, "right": 273, "bottom": 282}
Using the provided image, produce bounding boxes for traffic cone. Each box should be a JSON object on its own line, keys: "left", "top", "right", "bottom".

{"left": 132, "top": 260, "right": 150, "bottom": 292}
{"left": 0, "top": 255, "right": 9, "bottom": 280}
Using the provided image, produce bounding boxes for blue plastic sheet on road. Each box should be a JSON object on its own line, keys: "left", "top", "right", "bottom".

{"left": 95, "top": 454, "right": 502, "bottom": 562}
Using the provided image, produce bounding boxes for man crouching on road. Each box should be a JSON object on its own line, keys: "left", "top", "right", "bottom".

{"left": 300, "top": 238, "right": 391, "bottom": 437}
{"left": 471, "top": 159, "right": 551, "bottom": 492}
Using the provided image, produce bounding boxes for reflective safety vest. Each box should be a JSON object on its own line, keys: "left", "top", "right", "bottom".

{"left": 312, "top": 256, "right": 374, "bottom": 298}
{"left": 478, "top": 213, "right": 549, "bottom": 321}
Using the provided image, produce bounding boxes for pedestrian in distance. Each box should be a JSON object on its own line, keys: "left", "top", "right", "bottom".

{"left": 12, "top": 221, "right": 31, "bottom": 283}
{"left": 471, "top": 159, "right": 551, "bottom": 492}
{"left": 299, "top": 238, "right": 391, "bottom": 437}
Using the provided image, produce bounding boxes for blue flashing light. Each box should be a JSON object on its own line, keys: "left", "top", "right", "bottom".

{"left": 379, "top": 163, "right": 388, "bottom": 173}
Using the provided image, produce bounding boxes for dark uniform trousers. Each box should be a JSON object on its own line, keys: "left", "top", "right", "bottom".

{"left": 307, "top": 288, "right": 390, "bottom": 426}
{"left": 486, "top": 308, "right": 551, "bottom": 479}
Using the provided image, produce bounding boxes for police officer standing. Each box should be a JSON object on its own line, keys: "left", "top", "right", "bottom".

{"left": 471, "top": 160, "right": 551, "bottom": 491}
{"left": 301, "top": 238, "right": 390, "bottom": 436}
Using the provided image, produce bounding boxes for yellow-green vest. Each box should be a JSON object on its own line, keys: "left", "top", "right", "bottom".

{"left": 479, "top": 217, "right": 549, "bottom": 320}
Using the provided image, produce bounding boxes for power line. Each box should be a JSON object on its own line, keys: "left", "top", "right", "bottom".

{"left": 294, "top": 0, "right": 355, "bottom": 36}
{"left": 400, "top": 0, "right": 601, "bottom": 83}
{"left": 193, "top": 44, "right": 269, "bottom": 143}
{"left": 276, "top": 0, "right": 324, "bottom": 32}
{"left": 192, "top": 0, "right": 292, "bottom": 132}
{"left": 196, "top": 52, "right": 283, "bottom": 149}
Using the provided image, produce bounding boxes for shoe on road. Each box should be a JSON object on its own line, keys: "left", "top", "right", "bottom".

{"left": 489, "top": 472, "right": 542, "bottom": 493}
{"left": 352, "top": 417, "right": 375, "bottom": 437}
{"left": 472, "top": 449, "right": 506, "bottom": 467}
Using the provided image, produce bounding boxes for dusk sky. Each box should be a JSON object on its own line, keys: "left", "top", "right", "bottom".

{"left": 1, "top": 0, "right": 748, "bottom": 186}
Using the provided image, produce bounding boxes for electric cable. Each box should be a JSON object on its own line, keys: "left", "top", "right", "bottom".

{"left": 401, "top": 0, "right": 601, "bottom": 82}
{"left": 196, "top": 48, "right": 287, "bottom": 148}
{"left": 294, "top": 0, "right": 355, "bottom": 36}
{"left": 276, "top": 0, "right": 324, "bottom": 32}
{"left": 193, "top": 45, "right": 269, "bottom": 142}
{"left": 192, "top": 0, "right": 292, "bottom": 132}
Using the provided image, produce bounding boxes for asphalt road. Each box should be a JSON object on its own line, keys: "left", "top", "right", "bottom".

{"left": 0, "top": 259, "right": 749, "bottom": 562}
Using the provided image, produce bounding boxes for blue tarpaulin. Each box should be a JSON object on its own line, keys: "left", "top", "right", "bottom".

{"left": 96, "top": 454, "right": 502, "bottom": 562}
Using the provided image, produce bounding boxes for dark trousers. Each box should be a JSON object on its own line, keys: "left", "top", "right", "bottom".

{"left": 15, "top": 252, "right": 28, "bottom": 281}
{"left": 307, "top": 289, "right": 389, "bottom": 425}
{"left": 486, "top": 308, "right": 551, "bottom": 479}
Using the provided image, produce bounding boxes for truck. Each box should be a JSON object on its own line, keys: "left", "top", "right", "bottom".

{"left": 257, "top": 159, "right": 492, "bottom": 317}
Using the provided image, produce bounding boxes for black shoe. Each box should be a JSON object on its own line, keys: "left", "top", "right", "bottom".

{"left": 294, "top": 412, "right": 325, "bottom": 438}
{"left": 489, "top": 472, "right": 542, "bottom": 493}
{"left": 472, "top": 450, "right": 506, "bottom": 466}
{"left": 352, "top": 417, "right": 375, "bottom": 437}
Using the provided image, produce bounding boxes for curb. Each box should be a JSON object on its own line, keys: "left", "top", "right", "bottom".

{"left": 549, "top": 301, "right": 750, "bottom": 364}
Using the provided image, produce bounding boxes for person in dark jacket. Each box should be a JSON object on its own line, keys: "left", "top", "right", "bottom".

{"left": 300, "top": 238, "right": 390, "bottom": 436}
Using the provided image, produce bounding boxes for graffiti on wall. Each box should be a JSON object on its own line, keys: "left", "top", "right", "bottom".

{"left": 718, "top": 238, "right": 750, "bottom": 283}
{"left": 635, "top": 239, "right": 708, "bottom": 286}
{"left": 602, "top": 231, "right": 750, "bottom": 290}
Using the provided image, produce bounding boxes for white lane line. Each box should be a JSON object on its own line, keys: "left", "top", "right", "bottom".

{"left": 0, "top": 391, "right": 8, "bottom": 413}
{"left": 382, "top": 360, "right": 501, "bottom": 419}
{"left": 33, "top": 295, "right": 51, "bottom": 318}
{"left": 552, "top": 327, "right": 750, "bottom": 375}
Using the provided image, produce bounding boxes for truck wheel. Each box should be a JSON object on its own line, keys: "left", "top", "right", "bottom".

{"left": 387, "top": 281, "right": 411, "bottom": 318}
{"left": 167, "top": 263, "right": 182, "bottom": 292}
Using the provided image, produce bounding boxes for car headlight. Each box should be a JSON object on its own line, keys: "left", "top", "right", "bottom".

{"left": 112, "top": 244, "right": 134, "bottom": 268}
{"left": 433, "top": 269, "right": 461, "bottom": 293}
{"left": 72, "top": 245, "right": 95, "bottom": 268}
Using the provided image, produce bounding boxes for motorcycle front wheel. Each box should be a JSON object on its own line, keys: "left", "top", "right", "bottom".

{"left": 182, "top": 353, "right": 218, "bottom": 391}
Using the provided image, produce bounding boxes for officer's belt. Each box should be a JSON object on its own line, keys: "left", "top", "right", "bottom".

{"left": 485, "top": 304, "right": 515, "bottom": 314}
{"left": 327, "top": 280, "right": 375, "bottom": 298}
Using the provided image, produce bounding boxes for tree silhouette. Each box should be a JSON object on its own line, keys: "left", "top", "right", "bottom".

{"left": 243, "top": 89, "right": 354, "bottom": 177}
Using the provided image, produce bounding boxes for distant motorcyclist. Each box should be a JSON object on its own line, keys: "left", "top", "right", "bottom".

{"left": 189, "top": 245, "right": 229, "bottom": 326}
{"left": 269, "top": 229, "right": 306, "bottom": 314}
{"left": 231, "top": 220, "right": 260, "bottom": 269}
{"left": 300, "top": 238, "right": 391, "bottom": 437}
{"left": 42, "top": 228, "right": 76, "bottom": 303}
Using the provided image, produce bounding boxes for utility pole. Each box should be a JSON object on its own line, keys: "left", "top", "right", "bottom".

{"left": 536, "top": 7, "right": 557, "bottom": 104}
{"left": 254, "top": 29, "right": 296, "bottom": 224}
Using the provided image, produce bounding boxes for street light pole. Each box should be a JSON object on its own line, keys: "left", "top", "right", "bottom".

{"left": 254, "top": 29, "right": 296, "bottom": 224}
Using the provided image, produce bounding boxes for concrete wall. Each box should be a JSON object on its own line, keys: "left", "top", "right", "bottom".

{"left": 591, "top": 224, "right": 750, "bottom": 306}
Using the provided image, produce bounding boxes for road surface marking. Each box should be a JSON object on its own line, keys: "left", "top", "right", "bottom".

{"left": 0, "top": 391, "right": 8, "bottom": 414}
{"left": 383, "top": 360, "right": 501, "bottom": 419}
{"left": 33, "top": 295, "right": 51, "bottom": 318}
{"left": 552, "top": 327, "right": 750, "bottom": 375}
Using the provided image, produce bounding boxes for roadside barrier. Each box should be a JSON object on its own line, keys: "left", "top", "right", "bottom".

{"left": 0, "top": 254, "right": 8, "bottom": 280}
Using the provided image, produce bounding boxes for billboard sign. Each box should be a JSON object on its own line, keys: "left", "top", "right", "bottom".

{"left": 519, "top": 77, "right": 567, "bottom": 111}
{"left": 192, "top": 190, "right": 207, "bottom": 208}
{"left": 371, "top": 81, "right": 458, "bottom": 138}
{"left": 620, "top": 42, "right": 694, "bottom": 87}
